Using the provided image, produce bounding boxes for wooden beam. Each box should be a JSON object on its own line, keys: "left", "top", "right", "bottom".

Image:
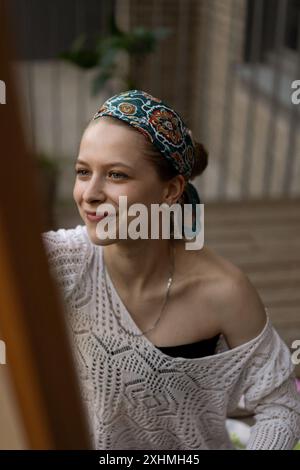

{"left": 0, "top": 0, "right": 91, "bottom": 449}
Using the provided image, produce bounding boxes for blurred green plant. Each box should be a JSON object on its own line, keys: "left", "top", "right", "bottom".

{"left": 34, "top": 153, "right": 60, "bottom": 230}
{"left": 229, "top": 432, "right": 246, "bottom": 450}
{"left": 35, "top": 152, "right": 60, "bottom": 173}
{"left": 60, "top": 12, "right": 171, "bottom": 94}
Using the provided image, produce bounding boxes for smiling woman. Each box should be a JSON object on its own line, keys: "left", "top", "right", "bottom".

{"left": 42, "top": 89, "right": 300, "bottom": 450}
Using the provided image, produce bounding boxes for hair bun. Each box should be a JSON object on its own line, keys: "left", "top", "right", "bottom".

{"left": 190, "top": 140, "right": 209, "bottom": 179}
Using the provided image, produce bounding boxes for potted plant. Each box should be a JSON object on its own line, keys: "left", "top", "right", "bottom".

{"left": 60, "top": 11, "right": 171, "bottom": 94}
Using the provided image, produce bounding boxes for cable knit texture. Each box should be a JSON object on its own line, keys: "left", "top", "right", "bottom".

{"left": 42, "top": 224, "right": 300, "bottom": 450}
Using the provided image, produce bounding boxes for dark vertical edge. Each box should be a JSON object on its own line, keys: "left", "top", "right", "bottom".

{"left": 262, "top": 0, "right": 288, "bottom": 196}
{"left": 217, "top": 0, "right": 240, "bottom": 199}
{"left": 240, "top": 0, "right": 264, "bottom": 198}
{"left": 194, "top": 0, "right": 215, "bottom": 199}
{"left": 51, "top": 0, "right": 62, "bottom": 159}
{"left": 24, "top": 0, "right": 36, "bottom": 153}
{"left": 174, "top": 0, "right": 190, "bottom": 116}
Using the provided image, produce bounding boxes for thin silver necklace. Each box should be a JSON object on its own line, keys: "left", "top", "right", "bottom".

{"left": 102, "top": 242, "right": 175, "bottom": 337}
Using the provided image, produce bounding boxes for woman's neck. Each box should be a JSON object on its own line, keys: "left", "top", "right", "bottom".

{"left": 103, "top": 239, "right": 175, "bottom": 294}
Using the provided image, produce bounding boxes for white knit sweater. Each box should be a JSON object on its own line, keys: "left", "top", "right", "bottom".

{"left": 42, "top": 224, "right": 300, "bottom": 450}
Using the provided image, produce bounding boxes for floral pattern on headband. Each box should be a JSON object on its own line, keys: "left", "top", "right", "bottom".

{"left": 148, "top": 109, "right": 182, "bottom": 146}
{"left": 92, "top": 89, "right": 195, "bottom": 180}
{"left": 118, "top": 102, "right": 137, "bottom": 115}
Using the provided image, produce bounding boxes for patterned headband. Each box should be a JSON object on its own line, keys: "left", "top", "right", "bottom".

{"left": 92, "top": 89, "right": 202, "bottom": 235}
{"left": 92, "top": 89, "right": 195, "bottom": 180}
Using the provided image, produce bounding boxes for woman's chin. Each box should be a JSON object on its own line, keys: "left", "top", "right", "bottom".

{"left": 85, "top": 223, "right": 119, "bottom": 246}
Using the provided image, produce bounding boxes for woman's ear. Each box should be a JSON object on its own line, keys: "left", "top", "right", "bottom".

{"left": 164, "top": 174, "right": 186, "bottom": 205}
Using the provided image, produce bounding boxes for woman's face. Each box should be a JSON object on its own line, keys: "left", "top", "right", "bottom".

{"left": 73, "top": 118, "right": 180, "bottom": 245}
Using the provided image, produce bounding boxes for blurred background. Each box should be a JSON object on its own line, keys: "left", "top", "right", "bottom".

{"left": 0, "top": 0, "right": 299, "bottom": 448}
{"left": 6, "top": 0, "right": 300, "bottom": 214}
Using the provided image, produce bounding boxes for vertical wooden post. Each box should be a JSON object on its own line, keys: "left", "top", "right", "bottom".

{"left": 0, "top": 0, "right": 91, "bottom": 449}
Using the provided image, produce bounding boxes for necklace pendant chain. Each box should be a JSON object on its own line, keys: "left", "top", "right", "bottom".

{"left": 102, "top": 242, "right": 175, "bottom": 337}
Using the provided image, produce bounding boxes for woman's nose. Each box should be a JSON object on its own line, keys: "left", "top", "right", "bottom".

{"left": 83, "top": 175, "right": 106, "bottom": 203}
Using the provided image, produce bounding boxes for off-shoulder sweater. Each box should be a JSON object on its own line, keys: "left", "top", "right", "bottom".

{"left": 42, "top": 225, "right": 300, "bottom": 450}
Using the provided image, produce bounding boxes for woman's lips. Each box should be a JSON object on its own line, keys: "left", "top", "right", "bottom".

{"left": 85, "top": 211, "right": 116, "bottom": 222}
{"left": 86, "top": 213, "right": 105, "bottom": 222}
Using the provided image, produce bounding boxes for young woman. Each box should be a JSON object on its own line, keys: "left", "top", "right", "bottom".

{"left": 42, "top": 90, "right": 300, "bottom": 450}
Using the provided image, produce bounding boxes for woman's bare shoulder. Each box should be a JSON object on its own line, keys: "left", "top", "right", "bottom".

{"left": 186, "top": 243, "right": 268, "bottom": 349}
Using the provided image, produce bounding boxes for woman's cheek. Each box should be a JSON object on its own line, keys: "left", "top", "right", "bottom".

{"left": 73, "top": 180, "right": 84, "bottom": 203}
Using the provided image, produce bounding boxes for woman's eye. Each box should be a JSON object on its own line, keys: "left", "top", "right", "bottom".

{"left": 75, "top": 169, "right": 128, "bottom": 179}
{"left": 108, "top": 171, "right": 128, "bottom": 180}
{"left": 75, "top": 169, "right": 89, "bottom": 176}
